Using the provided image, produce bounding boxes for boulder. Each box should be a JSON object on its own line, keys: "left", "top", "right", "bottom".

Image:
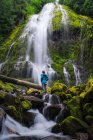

{"left": 83, "top": 103, "right": 93, "bottom": 119}
{"left": 66, "top": 96, "right": 82, "bottom": 119}
{"left": 43, "top": 104, "right": 62, "bottom": 120}
{"left": 0, "top": 108, "right": 6, "bottom": 132}
{"left": 24, "top": 96, "right": 44, "bottom": 109}
{"left": 60, "top": 116, "right": 88, "bottom": 136}
{"left": 51, "top": 82, "right": 67, "bottom": 94}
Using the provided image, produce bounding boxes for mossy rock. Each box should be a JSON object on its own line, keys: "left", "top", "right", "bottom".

{"left": 26, "top": 88, "right": 41, "bottom": 95}
{"left": 52, "top": 124, "right": 62, "bottom": 133}
{"left": 60, "top": 116, "right": 88, "bottom": 136}
{"left": 80, "top": 86, "right": 93, "bottom": 103}
{"left": 4, "top": 83, "right": 14, "bottom": 92}
{"left": 85, "top": 115, "right": 93, "bottom": 125}
{"left": 53, "top": 92, "right": 67, "bottom": 102}
{"left": 66, "top": 94, "right": 72, "bottom": 99}
{"left": 21, "top": 100, "right": 32, "bottom": 111}
{"left": 0, "top": 80, "right": 5, "bottom": 90}
{"left": 52, "top": 5, "right": 62, "bottom": 31}
{"left": 6, "top": 105, "right": 21, "bottom": 120}
{"left": 0, "top": 92, "right": 6, "bottom": 104}
{"left": 51, "top": 82, "right": 67, "bottom": 94}
{"left": 83, "top": 103, "right": 93, "bottom": 116}
{"left": 66, "top": 96, "right": 82, "bottom": 118}
{"left": 67, "top": 85, "right": 85, "bottom": 96}
{"left": 47, "top": 87, "right": 51, "bottom": 94}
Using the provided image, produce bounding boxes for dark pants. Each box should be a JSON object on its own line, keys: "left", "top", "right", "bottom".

{"left": 42, "top": 84, "right": 47, "bottom": 93}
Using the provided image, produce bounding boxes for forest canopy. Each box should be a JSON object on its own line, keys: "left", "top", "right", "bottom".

{"left": 59, "top": 0, "right": 93, "bottom": 18}
{"left": 0, "top": 0, "right": 54, "bottom": 39}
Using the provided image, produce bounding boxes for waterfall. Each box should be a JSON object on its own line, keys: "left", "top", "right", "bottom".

{"left": 55, "top": 0, "right": 59, "bottom": 4}
{"left": 63, "top": 66, "right": 70, "bottom": 85}
{"left": 73, "top": 64, "right": 82, "bottom": 85}
{"left": 20, "top": 3, "right": 55, "bottom": 85}
{"left": 0, "top": 42, "right": 15, "bottom": 73}
{"left": 59, "top": 5, "right": 68, "bottom": 41}
{"left": 63, "top": 60, "right": 81, "bottom": 86}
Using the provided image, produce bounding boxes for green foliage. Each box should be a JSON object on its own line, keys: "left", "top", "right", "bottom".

{"left": 52, "top": 5, "right": 62, "bottom": 31}
{"left": 0, "top": 0, "right": 55, "bottom": 38}
{"left": 60, "top": 0, "right": 93, "bottom": 18}
{"left": 67, "top": 96, "right": 82, "bottom": 118}
{"left": 83, "top": 103, "right": 93, "bottom": 116}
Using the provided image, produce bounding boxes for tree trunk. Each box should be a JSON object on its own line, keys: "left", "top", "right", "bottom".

{"left": 0, "top": 75, "right": 42, "bottom": 90}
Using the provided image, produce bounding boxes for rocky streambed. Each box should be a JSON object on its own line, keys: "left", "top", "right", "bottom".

{"left": 0, "top": 79, "right": 93, "bottom": 140}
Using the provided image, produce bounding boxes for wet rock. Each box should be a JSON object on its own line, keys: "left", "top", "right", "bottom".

{"left": 56, "top": 107, "right": 70, "bottom": 123}
{"left": 87, "top": 125, "right": 93, "bottom": 140}
{"left": 76, "top": 133, "right": 88, "bottom": 140}
{"left": 22, "top": 112, "right": 36, "bottom": 127}
{"left": 12, "top": 136, "right": 71, "bottom": 140}
{"left": 50, "top": 94, "right": 60, "bottom": 104}
{"left": 0, "top": 108, "right": 6, "bottom": 132}
{"left": 24, "top": 96, "right": 44, "bottom": 109}
{"left": 43, "top": 104, "right": 62, "bottom": 120}
{"left": 52, "top": 124, "right": 62, "bottom": 133}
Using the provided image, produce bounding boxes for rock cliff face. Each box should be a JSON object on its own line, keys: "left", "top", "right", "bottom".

{"left": 0, "top": 4, "right": 93, "bottom": 86}
{"left": 49, "top": 5, "right": 93, "bottom": 85}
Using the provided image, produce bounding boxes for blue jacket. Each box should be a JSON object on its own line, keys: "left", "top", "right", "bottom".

{"left": 41, "top": 73, "right": 48, "bottom": 84}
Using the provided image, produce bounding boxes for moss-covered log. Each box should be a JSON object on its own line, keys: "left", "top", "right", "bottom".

{"left": 0, "top": 75, "right": 42, "bottom": 90}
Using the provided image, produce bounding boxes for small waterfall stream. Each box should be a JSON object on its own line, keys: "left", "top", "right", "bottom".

{"left": 0, "top": 42, "right": 15, "bottom": 73}
{"left": 63, "top": 66, "right": 70, "bottom": 85}
{"left": 0, "top": 94, "right": 70, "bottom": 140}
{"left": 72, "top": 64, "right": 82, "bottom": 86}
{"left": 63, "top": 61, "right": 82, "bottom": 86}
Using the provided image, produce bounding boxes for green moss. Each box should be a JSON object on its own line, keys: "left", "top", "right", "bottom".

{"left": 51, "top": 82, "right": 67, "bottom": 94}
{"left": 83, "top": 103, "right": 93, "bottom": 116}
{"left": 4, "top": 83, "right": 14, "bottom": 92}
{"left": 52, "top": 5, "right": 62, "bottom": 31}
{"left": 7, "top": 105, "right": 20, "bottom": 120}
{"left": 63, "top": 5, "right": 82, "bottom": 28}
{"left": 67, "top": 96, "right": 82, "bottom": 118}
{"left": 27, "top": 88, "right": 41, "bottom": 95}
{"left": 0, "top": 80, "right": 5, "bottom": 90}
{"left": 67, "top": 85, "right": 85, "bottom": 96}
{"left": 61, "top": 116, "right": 88, "bottom": 135}
{"left": 21, "top": 100, "right": 32, "bottom": 110}
{"left": 0, "top": 92, "right": 6, "bottom": 99}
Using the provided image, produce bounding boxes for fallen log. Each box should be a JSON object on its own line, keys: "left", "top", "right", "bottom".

{"left": 0, "top": 75, "right": 42, "bottom": 90}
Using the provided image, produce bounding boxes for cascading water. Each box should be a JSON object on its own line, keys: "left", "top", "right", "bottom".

{"left": 0, "top": 42, "right": 15, "bottom": 73}
{"left": 59, "top": 5, "right": 68, "bottom": 41}
{"left": 0, "top": 95, "right": 71, "bottom": 140}
{"left": 56, "top": 0, "right": 59, "bottom": 4}
{"left": 20, "top": 3, "right": 55, "bottom": 85}
{"left": 63, "top": 66, "right": 70, "bottom": 85}
{"left": 63, "top": 60, "right": 82, "bottom": 86}
{"left": 73, "top": 64, "right": 82, "bottom": 85}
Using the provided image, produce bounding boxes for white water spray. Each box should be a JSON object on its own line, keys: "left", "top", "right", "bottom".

{"left": 73, "top": 64, "right": 82, "bottom": 85}
{"left": 21, "top": 3, "right": 55, "bottom": 85}
{"left": 63, "top": 66, "right": 70, "bottom": 85}
{"left": 0, "top": 42, "right": 15, "bottom": 73}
